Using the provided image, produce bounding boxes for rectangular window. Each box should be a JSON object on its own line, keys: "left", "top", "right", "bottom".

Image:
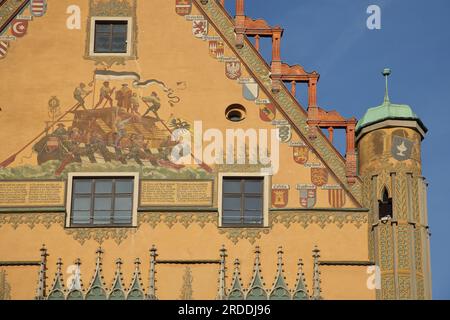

{"left": 222, "top": 177, "right": 264, "bottom": 227}
{"left": 94, "top": 20, "right": 128, "bottom": 53}
{"left": 70, "top": 177, "right": 135, "bottom": 227}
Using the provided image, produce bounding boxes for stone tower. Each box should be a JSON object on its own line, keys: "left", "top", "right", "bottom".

{"left": 356, "top": 69, "right": 431, "bottom": 299}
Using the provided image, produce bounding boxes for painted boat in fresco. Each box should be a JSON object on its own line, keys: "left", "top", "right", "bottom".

{"left": 32, "top": 107, "right": 178, "bottom": 171}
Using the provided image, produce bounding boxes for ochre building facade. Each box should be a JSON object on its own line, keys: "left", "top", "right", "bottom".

{"left": 0, "top": 0, "right": 431, "bottom": 300}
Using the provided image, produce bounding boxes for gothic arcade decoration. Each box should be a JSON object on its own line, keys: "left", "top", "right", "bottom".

{"left": 40, "top": 245, "right": 322, "bottom": 300}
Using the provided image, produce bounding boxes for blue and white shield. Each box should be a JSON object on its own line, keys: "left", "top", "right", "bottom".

{"left": 243, "top": 82, "right": 259, "bottom": 101}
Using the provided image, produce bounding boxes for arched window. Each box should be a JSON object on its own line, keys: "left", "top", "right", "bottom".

{"left": 378, "top": 188, "right": 392, "bottom": 220}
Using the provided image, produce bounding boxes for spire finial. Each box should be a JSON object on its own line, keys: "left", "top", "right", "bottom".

{"left": 383, "top": 68, "right": 391, "bottom": 103}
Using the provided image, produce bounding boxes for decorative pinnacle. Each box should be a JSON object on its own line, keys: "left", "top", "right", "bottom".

{"left": 383, "top": 68, "right": 391, "bottom": 103}
{"left": 115, "top": 258, "right": 123, "bottom": 268}
{"left": 74, "top": 258, "right": 81, "bottom": 267}
{"left": 134, "top": 258, "right": 141, "bottom": 267}
{"left": 56, "top": 258, "right": 63, "bottom": 271}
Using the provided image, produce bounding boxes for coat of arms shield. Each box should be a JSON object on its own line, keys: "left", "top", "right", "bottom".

{"left": 311, "top": 167, "right": 328, "bottom": 187}
{"left": 272, "top": 188, "right": 289, "bottom": 208}
{"left": 299, "top": 188, "right": 316, "bottom": 208}
{"left": 175, "top": 0, "right": 192, "bottom": 16}
{"left": 192, "top": 20, "right": 208, "bottom": 38}
{"left": 276, "top": 125, "right": 292, "bottom": 143}
{"left": 209, "top": 41, "right": 224, "bottom": 59}
{"left": 31, "top": 0, "right": 47, "bottom": 17}
{"left": 293, "top": 146, "right": 309, "bottom": 165}
{"left": 243, "top": 82, "right": 259, "bottom": 101}
{"left": 391, "top": 135, "right": 414, "bottom": 161}
{"left": 328, "top": 189, "right": 346, "bottom": 208}
{"left": 259, "top": 104, "right": 276, "bottom": 122}
{"left": 225, "top": 61, "right": 242, "bottom": 80}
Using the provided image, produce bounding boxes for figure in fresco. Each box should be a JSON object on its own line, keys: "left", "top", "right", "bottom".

{"left": 114, "top": 117, "right": 132, "bottom": 147}
{"left": 94, "top": 81, "right": 115, "bottom": 109}
{"left": 73, "top": 83, "right": 91, "bottom": 110}
{"left": 53, "top": 123, "right": 68, "bottom": 137}
{"left": 142, "top": 92, "right": 161, "bottom": 117}
{"left": 130, "top": 92, "right": 140, "bottom": 115}
{"left": 116, "top": 84, "right": 133, "bottom": 112}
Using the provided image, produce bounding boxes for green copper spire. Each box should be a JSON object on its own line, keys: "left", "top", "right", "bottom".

{"left": 383, "top": 68, "right": 391, "bottom": 103}
{"left": 356, "top": 68, "right": 426, "bottom": 135}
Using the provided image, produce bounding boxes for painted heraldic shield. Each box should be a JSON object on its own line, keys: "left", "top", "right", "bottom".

{"left": 243, "top": 81, "right": 259, "bottom": 101}
{"left": 0, "top": 41, "right": 8, "bottom": 59}
{"left": 311, "top": 168, "right": 328, "bottom": 187}
{"left": 300, "top": 188, "right": 316, "bottom": 208}
{"left": 391, "top": 135, "right": 414, "bottom": 161}
{"left": 259, "top": 104, "right": 276, "bottom": 122}
{"left": 293, "top": 146, "right": 309, "bottom": 165}
{"left": 192, "top": 20, "right": 208, "bottom": 38}
{"left": 225, "top": 61, "right": 242, "bottom": 80}
{"left": 328, "top": 189, "right": 346, "bottom": 208}
{"left": 277, "top": 125, "right": 292, "bottom": 143}
{"left": 272, "top": 188, "right": 289, "bottom": 208}
{"left": 209, "top": 41, "right": 224, "bottom": 59}
{"left": 175, "top": 0, "right": 192, "bottom": 16}
{"left": 31, "top": 0, "right": 47, "bottom": 17}
{"left": 11, "top": 19, "right": 28, "bottom": 38}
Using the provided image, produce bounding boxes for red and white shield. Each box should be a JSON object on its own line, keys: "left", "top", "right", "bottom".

{"left": 31, "top": 0, "right": 47, "bottom": 17}
{"left": 175, "top": 0, "right": 192, "bottom": 16}
{"left": 11, "top": 19, "right": 28, "bottom": 38}
{"left": 259, "top": 104, "right": 276, "bottom": 122}
{"left": 0, "top": 41, "right": 8, "bottom": 59}
{"left": 299, "top": 188, "right": 316, "bottom": 208}
{"left": 192, "top": 20, "right": 208, "bottom": 38}
{"left": 225, "top": 61, "right": 241, "bottom": 80}
{"left": 328, "top": 189, "right": 346, "bottom": 208}
{"left": 209, "top": 40, "right": 224, "bottom": 59}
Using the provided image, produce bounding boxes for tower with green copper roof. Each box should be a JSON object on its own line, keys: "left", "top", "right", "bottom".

{"left": 357, "top": 69, "right": 431, "bottom": 300}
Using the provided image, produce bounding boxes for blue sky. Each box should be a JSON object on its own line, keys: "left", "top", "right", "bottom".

{"left": 225, "top": 0, "right": 450, "bottom": 299}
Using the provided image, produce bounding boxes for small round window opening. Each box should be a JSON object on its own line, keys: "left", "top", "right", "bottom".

{"left": 225, "top": 104, "right": 246, "bottom": 122}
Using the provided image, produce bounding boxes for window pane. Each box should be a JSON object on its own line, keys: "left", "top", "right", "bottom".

{"left": 111, "top": 35, "right": 127, "bottom": 52}
{"left": 223, "top": 180, "right": 241, "bottom": 193}
{"left": 95, "top": 23, "right": 111, "bottom": 32}
{"left": 93, "top": 211, "right": 112, "bottom": 225}
{"left": 223, "top": 196, "right": 241, "bottom": 211}
{"left": 95, "top": 180, "right": 113, "bottom": 194}
{"left": 116, "top": 180, "right": 133, "bottom": 194}
{"left": 73, "top": 197, "right": 91, "bottom": 211}
{"left": 74, "top": 180, "right": 91, "bottom": 194}
{"left": 113, "top": 211, "right": 132, "bottom": 224}
{"left": 243, "top": 211, "right": 263, "bottom": 225}
{"left": 94, "top": 33, "right": 111, "bottom": 52}
{"left": 112, "top": 23, "right": 127, "bottom": 33}
{"left": 114, "top": 197, "right": 132, "bottom": 211}
{"left": 222, "top": 211, "right": 242, "bottom": 225}
{"left": 244, "top": 180, "right": 262, "bottom": 194}
{"left": 72, "top": 211, "right": 90, "bottom": 224}
{"left": 244, "top": 197, "right": 262, "bottom": 210}
{"left": 94, "top": 197, "right": 112, "bottom": 210}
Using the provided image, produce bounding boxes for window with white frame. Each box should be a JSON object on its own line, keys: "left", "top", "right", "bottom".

{"left": 89, "top": 18, "right": 132, "bottom": 56}
{"left": 219, "top": 174, "right": 269, "bottom": 228}
{"left": 67, "top": 173, "right": 139, "bottom": 227}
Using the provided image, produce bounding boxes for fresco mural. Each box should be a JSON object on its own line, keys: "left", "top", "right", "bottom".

{"left": 0, "top": 70, "right": 213, "bottom": 179}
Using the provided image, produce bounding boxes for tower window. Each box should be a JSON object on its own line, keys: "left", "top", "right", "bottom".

{"left": 378, "top": 188, "right": 392, "bottom": 220}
